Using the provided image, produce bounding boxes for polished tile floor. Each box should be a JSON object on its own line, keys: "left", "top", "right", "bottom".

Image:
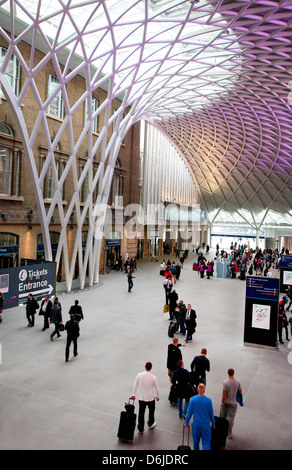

{"left": 0, "top": 250, "right": 291, "bottom": 451}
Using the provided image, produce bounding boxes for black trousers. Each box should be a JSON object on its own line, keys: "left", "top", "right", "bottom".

{"left": 26, "top": 312, "right": 35, "bottom": 326}
{"left": 65, "top": 335, "right": 78, "bottom": 360}
{"left": 138, "top": 400, "right": 155, "bottom": 432}
{"left": 51, "top": 323, "right": 61, "bottom": 338}
{"left": 43, "top": 313, "right": 50, "bottom": 330}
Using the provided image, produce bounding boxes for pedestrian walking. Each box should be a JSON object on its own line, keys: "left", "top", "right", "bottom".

{"left": 131, "top": 362, "right": 160, "bottom": 434}
{"left": 167, "top": 337, "right": 185, "bottom": 380}
{"left": 39, "top": 295, "right": 53, "bottom": 331}
{"left": 171, "top": 360, "right": 194, "bottom": 419}
{"left": 127, "top": 270, "right": 135, "bottom": 292}
{"left": 26, "top": 293, "right": 39, "bottom": 327}
{"left": 69, "top": 299, "right": 84, "bottom": 323}
{"left": 190, "top": 348, "right": 210, "bottom": 387}
{"left": 50, "top": 299, "right": 63, "bottom": 341}
{"left": 176, "top": 300, "right": 186, "bottom": 335}
{"left": 163, "top": 277, "right": 172, "bottom": 305}
{"left": 220, "top": 368, "right": 242, "bottom": 439}
{"left": 184, "top": 383, "right": 215, "bottom": 450}
{"left": 65, "top": 314, "right": 80, "bottom": 361}
{"left": 168, "top": 289, "right": 178, "bottom": 320}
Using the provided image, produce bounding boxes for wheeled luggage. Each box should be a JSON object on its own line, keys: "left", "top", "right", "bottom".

{"left": 211, "top": 416, "right": 229, "bottom": 450}
{"left": 177, "top": 425, "right": 191, "bottom": 451}
{"left": 117, "top": 398, "right": 136, "bottom": 442}
{"left": 168, "top": 321, "right": 177, "bottom": 338}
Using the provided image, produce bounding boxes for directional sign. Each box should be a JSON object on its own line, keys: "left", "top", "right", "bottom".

{"left": 0, "top": 262, "right": 56, "bottom": 309}
{"left": 244, "top": 275, "right": 279, "bottom": 349}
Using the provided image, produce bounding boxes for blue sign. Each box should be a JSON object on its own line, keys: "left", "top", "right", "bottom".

{"left": 246, "top": 276, "right": 279, "bottom": 302}
{"left": 0, "top": 245, "right": 18, "bottom": 255}
{"left": 106, "top": 239, "right": 121, "bottom": 246}
{"left": 280, "top": 255, "right": 292, "bottom": 269}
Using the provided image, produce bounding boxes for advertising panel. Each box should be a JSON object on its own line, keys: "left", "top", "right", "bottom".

{"left": 280, "top": 255, "right": 292, "bottom": 293}
{"left": 244, "top": 275, "right": 279, "bottom": 349}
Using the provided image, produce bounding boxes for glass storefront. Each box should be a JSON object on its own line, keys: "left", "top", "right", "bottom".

{"left": 0, "top": 233, "right": 19, "bottom": 268}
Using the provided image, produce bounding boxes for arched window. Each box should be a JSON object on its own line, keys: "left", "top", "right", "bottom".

{"left": 0, "top": 123, "right": 21, "bottom": 197}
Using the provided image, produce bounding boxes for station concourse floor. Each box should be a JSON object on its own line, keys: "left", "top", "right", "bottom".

{"left": 0, "top": 250, "right": 291, "bottom": 452}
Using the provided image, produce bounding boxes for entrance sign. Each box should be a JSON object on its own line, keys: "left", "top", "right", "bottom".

{"left": 0, "top": 262, "right": 56, "bottom": 309}
{"left": 244, "top": 276, "right": 279, "bottom": 349}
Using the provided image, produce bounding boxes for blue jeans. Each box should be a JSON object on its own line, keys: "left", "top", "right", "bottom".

{"left": 192, "top": 422, "right": 212, "bottom": 450}
{"left": 179, "top": 319, "right": 185, "bottom": 334}
{"left": 177, "top": 397, "right": 190, "bottom": 418}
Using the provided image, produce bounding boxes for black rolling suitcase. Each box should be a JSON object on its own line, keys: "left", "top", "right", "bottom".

{"left": 168, "top": 321, "right": 177, "bottom": 338}
{"left": 117, "top": 398, "right": 136, "bottom": 442}
{"left": 168, "top": 385, "right": 177, "bottom": 405}
{"left": 211, "top": 416, "right": 229, "bottom": 450}
{"left": 177, "top": 425, "right": 191, "bottom": 451}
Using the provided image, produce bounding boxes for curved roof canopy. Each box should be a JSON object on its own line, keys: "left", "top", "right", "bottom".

{"left": 1, "top": 0, "right": 292, "bottom": 229}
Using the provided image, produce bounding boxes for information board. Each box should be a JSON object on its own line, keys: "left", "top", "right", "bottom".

{"left": 279, "top": 255, "right": 292, "bottom": 293}
{"left": 0, "top": 262, "right": 56, "bottom": 309}
{"left": 244, "top": 275, "right": 279, "bottom": 349}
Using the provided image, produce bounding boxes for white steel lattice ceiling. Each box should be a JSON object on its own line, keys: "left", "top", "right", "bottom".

{"left": 0, "top": 0, "right": 292, "bottom": 289}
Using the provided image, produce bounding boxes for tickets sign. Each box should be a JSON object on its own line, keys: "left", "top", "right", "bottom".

{"left": 0, "top": 262, "right": 57, "bottom": 309}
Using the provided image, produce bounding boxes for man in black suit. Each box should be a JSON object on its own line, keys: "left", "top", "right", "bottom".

{"left": 185, "top": 304, "right": 197, "bottom": 342}
{"left": 69, "top": 300, "right": 84, "bottom": 323}
{"left": 40, "top": 295, "right": 53, "bottom": 331}
{"left": 65, "top": 314, "right": 80, "bottom": 362}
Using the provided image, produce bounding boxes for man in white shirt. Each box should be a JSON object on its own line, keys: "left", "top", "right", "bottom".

{"left": 131, "top": 362, "right": 160, "bottom": 433}
{"left": 40, "top": 295, "right": 52, "bottom": 331}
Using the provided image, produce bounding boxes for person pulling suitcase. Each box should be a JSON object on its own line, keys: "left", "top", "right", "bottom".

{"left": 131, "top": 362, "right": 160, "bottom": 434}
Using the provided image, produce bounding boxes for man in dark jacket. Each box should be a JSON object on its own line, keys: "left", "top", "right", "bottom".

{"left": 190, "top": 348, "right": 210, "bottom": 387}
{"left": 69, "top": 300, "right": 84, "bottom": 323}
{"left": 185, "top": 304, "right": 197, "bottom": 342}
{"left": 167, "top": 337, "right": 185, "bottom": 380}
{"left": 26, "top": 293, "right": 39, "bottom": 327}
{"left": 65, "top": 314, "right": 80, "bottom": 361}
{"left": 40, "top": 295, "right": 53, "bottom": 331}
{"left": 50, "top": 300, "right": 63, "bottom": 340}
{"left": 171, "top": 360, "right": 194, "bottom": 418}
{"left": 168, "top": 289, "right": 178, "bottom": 320}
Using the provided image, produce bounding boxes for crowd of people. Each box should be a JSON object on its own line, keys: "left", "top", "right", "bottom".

{"left": 24, "top": 293, "right": 83, "bottom": 362}
{"left": 131, "top": 341, "right": 243, "bottom": 450}
{"left": 1, "top": 242, "right": 291, "bottom": 450}
{"left": 193, "top": 244, "right": 289, "bottom": 281}
{"left": 127, "top": 247, "right": 240, "bottom": 450}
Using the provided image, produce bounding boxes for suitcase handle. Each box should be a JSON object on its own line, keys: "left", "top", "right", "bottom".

{"left": 126, "top": 397, "right": 135, "bottom": 405}
{"left": 182, "top": 425, "right": 190, "bottom": 446}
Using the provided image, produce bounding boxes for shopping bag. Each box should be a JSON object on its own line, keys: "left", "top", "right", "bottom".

{"left": 163, "top": 304, "right": 170, "bottom": 314}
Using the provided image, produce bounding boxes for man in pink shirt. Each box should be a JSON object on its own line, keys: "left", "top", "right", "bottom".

{"left": 131, "top": 362, "right": 160, "bottom": 434}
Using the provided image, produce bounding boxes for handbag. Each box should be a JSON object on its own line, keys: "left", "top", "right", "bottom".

{"left": 59, "top": 323, "right": 65, "bottom": 331}
{"left": 163, "top": 304, "right": 170, "bottom": 314}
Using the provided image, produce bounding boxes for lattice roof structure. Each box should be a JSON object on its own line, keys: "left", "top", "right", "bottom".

{"left": 0, "top": 0, "right": 292, "bottom": 290}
